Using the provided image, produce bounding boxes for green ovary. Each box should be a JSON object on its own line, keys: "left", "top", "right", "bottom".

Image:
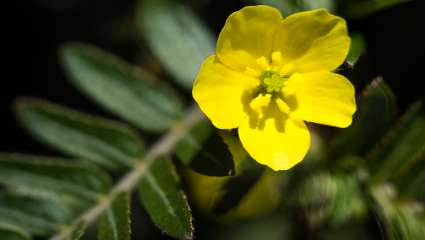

{"left": 262, "top": 71, "right": 288, "bottom": 93}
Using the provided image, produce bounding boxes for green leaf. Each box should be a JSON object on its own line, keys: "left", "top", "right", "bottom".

{"left": 341, "top": 0, "right": 413, "bottom": 18}
{"left": 0, "top": 225, "right": 31, "bottom": 240}
{"left": 371, "top": 185, "right": 425, "bottom": 240}
{"left": 0, "top": 154, "right": 111, "bottom": 213}
{"left": 0, "top": 192, "right": 73, "bottom": 233}
{"left": 176, "top": 120, "right": 235, "bottom": 176}
{"left": 138, "top": 158, "right": 193, "bottom": 240}
{"left": 369, "top": 102, "right": 425, "bottom": 189}
{"left": 347, "top": 32, "right": 366, "bottom": 66}
{"left": 302, "top": 0, "right": 336, "bottom": 12}
{"left": 296, "top": 172, "right": 367, "bottom": 228}
{"left": 255, "top": 0, "right": 300, "bottom": 15}
{"left": 330, "top": 78, "right": 397, "bottom": 162}
{"left": 16, "top": 98, "right": 145, "bottom": 170}
{"left": 98, "top": 193, "right": 131, "bottom": 240}
{"left": 212, "top": 166, "right": 264, "bottom": 216}
{"left": 136, "top": 0, "right": 214, "bottom": 89}
{"left": 61, "top": 42, "right": 183, "bottom": 132}
{"left": 67, "top": 221, "right": 87, "bottom": 240}
{"left": 0, "top": 192, "right": 73, "bottom": 236}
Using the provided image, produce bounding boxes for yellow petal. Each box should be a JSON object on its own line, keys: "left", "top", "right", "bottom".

{"left": 284, "top": 72, "right": 356, "bottom": 128}
{"left": 238, "top": 104, "right": 310, "bottom": 171}
{"left": 217, "top": 5, "right": 283, "bottom": 72}
{"left": 192, "top": 55, "right": 259, "bottom": 129}
{"left": 273, "top": 9, "right": 350, "bottom": 74}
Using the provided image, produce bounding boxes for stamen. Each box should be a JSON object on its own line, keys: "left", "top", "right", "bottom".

{"left": 256, "top": 56, "right": 270, "bottom": 70}
{"left": 275, "top": 98, "right": 291, "bottom": 114}
{"left": 250, "top": 94, "right": 272, "bottom": 113}
{"left": 244, "top": 67, "right": 261, "bottom": 77}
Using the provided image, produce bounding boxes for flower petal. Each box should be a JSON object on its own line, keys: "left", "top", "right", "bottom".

{"left": 192, "top": 55, "right": 259, "bottom": 129}
{"left": 273, "top": 9, "right": 350, "bottom": 74}
{"left": 238, "top": 104, "right": 310, "bottom": 170}
{"left": 284, "top": 72, "right": 356, "bottom": 128}
{"left": 217, "top": 5, "right": 283, "bottom": 72}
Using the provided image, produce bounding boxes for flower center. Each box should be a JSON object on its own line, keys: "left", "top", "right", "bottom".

{"left": 261, "top": 71, "right": 288, "bottom": 94}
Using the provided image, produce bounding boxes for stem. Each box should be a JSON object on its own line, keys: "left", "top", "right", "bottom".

{"left": 50, "top": 105, "right": 204, "bottom": 240}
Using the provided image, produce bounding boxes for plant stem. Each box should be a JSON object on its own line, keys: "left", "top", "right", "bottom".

{"left": 50, "top": 105, "right": 204, "bottom": 240}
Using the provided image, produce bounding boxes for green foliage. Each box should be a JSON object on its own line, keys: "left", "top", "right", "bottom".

{"left": 138, "top": 158, "right": 193, "bottom": 240}
{"left": 0, "top": 225, "right": 31, "bottom": 240}
{"left": 98, "top": 193, "right": 131, "bottom": 240}
{"left": 176, "top": 120, "right": 235, "bottom": 176}
{"left": 330, "top": 77, "right": 397, "bottom": 161}
{"left": 16, "top": 99, "right": 145, "bottom": 170}
{"left": 136, "top": 0, "right": 215, "bottom": 89}
{"left": 61, "top": 43, "right": 183, "bottom": 132}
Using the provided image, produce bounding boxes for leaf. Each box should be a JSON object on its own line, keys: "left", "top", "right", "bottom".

{"left": 0, "top": 194, "right": 63, "bottom": 236}
{"left": 347, "top": 32, "right": 366, "bottom": 66}
{"left": 330, "top": 78, "right": 397, "bottom": 162}
{"left": 371, "top": 184, "right": 425, "bottom": 240}
{"left": 61, "top": 42, "right": 183, "bottom": 132}
{"left": 98, "top": 193, "right": 131, "bottom": 240}
{"left": 16, "top": 98, "right": 145, "bottom": 170}
{"left": 369, "top": 101, "right": 425, "bottom": 189}
{"left": 211, "top": 167, "right": 263, "bottom": 216}
{"left": 0, "top": 154, "right": 111, "bottom": 214}
{"left": 340, "top": 0, "right": 413, "bottom": 18}
{"left": 302, "top": 0, "right": 336, "bottom": 12}
{"left": 0, "top": 225, "right": 31, "bottom": 240}
{"left": 136, "top": 0, "right": 214, "bottom": 89}
{"left": 138, "top": 158, "right": 193, "bottom": 240}
{"left": 176, "top": 120, "right": 235, "bottom": 176}
{"left": 255, "top": 0, "right": 300, "bottom": 15}
{"left": 0, "top": 191, "right": 75, "bottom": 227}
{"left": 67, "top": 221, "right": 87, "bottom": 240}
{"left": 296, "top": 172, "right": 367, "bottom": 229}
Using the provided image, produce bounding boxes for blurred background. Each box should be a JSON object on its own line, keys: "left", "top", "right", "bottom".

{"left": 2, "top": 0, "right": 425, "bottom": 239}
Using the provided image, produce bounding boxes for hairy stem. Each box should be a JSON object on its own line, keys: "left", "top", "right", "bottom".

{"left": 50, "top": 105, "right": 203, "bottom": 240}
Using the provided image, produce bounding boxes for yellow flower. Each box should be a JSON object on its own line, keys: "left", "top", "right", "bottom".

{"left": 192, "top": 6, "right": 356, "bottom": 171}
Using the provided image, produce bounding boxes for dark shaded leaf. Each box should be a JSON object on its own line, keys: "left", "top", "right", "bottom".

{"left": 330, "top": 78, "right": 396, "bottom": 161}
{"left": 212, "top": 166, "right": 263, "bottom": 216}
{"left": 0, "top": 225, "right": 31, "bottom": 240}
{"left": 176, "top": 120, "right": 234, "bottom": 176}
{"left": 61, "top": 42, "right": 183, "bottom": 132}
{"left": 16, "top": 98, "right": 145, "bottom": 170}
{"left": 369, "top": 102, "right": 425, "bottom": 191}
{"left": 138, "top": 158, "right": 193, "bottom": 240}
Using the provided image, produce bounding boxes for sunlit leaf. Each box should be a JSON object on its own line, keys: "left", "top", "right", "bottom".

{"left": 136, "top": 0, "right": 214, "bottom": 89}
{"left": 0, "top": 154, "right": 111, "bottom": 214}
{"left": 61, "top": 42, "right": 183, "bottom": 132}
{"left": 16, "top": 99, "right": 145, "bottom": 170}
{"left": 371, "top": 184, "right": 425, "bottom": 240}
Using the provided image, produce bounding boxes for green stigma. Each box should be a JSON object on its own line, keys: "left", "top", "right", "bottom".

{"left": 262, "top": 71, "right": 288, "bottom": 93}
